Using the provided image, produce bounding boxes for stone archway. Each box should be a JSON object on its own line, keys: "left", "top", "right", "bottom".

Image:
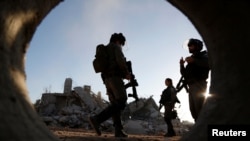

{"left": 0, "top": 1, "right": 62, "bottom": 141}
{"left": 0, "top": 0, "right": 249, "bottom": 141}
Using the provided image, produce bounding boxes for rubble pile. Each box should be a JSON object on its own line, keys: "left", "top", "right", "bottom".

{"left": 34, "top": 78, "right": 191, "bottom": 135}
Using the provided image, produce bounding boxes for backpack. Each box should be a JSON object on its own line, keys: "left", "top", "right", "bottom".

{"left": 93, "top": 44, "right": 109, "bottom": 73}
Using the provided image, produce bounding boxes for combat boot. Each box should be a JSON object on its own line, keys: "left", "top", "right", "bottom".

{"left": 164, "top": 131, "right": 176, "bottom": 137}
{"left": 115, "top": 127, "right": 128, "bottom": 137}
{"left": 88, "top": 116, "right": 101, "bottom": 136}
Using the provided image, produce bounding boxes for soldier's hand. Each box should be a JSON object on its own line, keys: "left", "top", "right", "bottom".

{"left": 125, "top": 74, "right": 131, "bottom": 80}
{"left": 180, "top": 57, "right": 185, "bottom": 65}
{"left": 185, "top": 56, "right": 194, "bottom": 63}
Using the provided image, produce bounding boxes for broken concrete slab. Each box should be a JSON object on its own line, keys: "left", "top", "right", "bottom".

{"left": 34, "top": 78, "right": 193, "bottom": 136}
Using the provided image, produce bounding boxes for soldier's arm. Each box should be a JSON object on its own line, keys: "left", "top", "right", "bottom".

{"left": 194, "top": 52, "right": 209, "bottom": 68}
{"left": 180, "top": 57, "right": 186, "bottom": 75}
{"left": 170, "top": 88, "right": 177, "bottom": 108}
{"left": 114, "top": 46, "right": 129, "bottom": 75}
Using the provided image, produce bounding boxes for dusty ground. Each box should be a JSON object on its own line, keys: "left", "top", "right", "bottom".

{"left": 50, "top": 127, "right": 181, "bottom": 141}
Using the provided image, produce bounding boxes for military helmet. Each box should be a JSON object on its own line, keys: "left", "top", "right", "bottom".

{"left": 188, "top": 38, "right": 203, "bottom": 51}
{"left": 110, "top": 33, "right": 126, "bottom": 46}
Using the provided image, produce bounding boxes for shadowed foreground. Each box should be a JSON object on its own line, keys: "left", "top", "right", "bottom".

{"left": 50, "top": 127, "right": 181, "bottom": 141}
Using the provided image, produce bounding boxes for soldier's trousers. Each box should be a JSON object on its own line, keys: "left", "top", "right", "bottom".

{"left": 188, "top": 80, "right": 207, "bottom": 122}
{"left": 95, "top": 76, "right": 127, "bottom": 129}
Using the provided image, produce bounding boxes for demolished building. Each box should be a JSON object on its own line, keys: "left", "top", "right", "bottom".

{"left": 34, "top": 78, "right": 191, "bottom": 135}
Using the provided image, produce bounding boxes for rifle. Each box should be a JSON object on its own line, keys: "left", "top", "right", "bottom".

{"left": 124, "top": 61, "right": 139, "bottom": 102}
{"left": 176, "top": 75, "right": 189, "bottom": 93}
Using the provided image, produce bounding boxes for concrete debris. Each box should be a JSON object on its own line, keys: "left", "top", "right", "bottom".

{"left": 34, "top": 78, "right": 193, "bottom": 135}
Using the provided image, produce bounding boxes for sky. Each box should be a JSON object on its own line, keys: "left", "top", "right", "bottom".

{"left": 26, "top": 0, "right": 209, "bottom": 123}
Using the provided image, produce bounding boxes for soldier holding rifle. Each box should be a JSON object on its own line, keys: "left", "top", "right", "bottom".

{"left": 179, "top": 38, "right": 210, "bottom": 122}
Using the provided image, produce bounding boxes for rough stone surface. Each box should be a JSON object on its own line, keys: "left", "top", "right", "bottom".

{"left": 35, "top": 78, "right": 193, "bottom": 136}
